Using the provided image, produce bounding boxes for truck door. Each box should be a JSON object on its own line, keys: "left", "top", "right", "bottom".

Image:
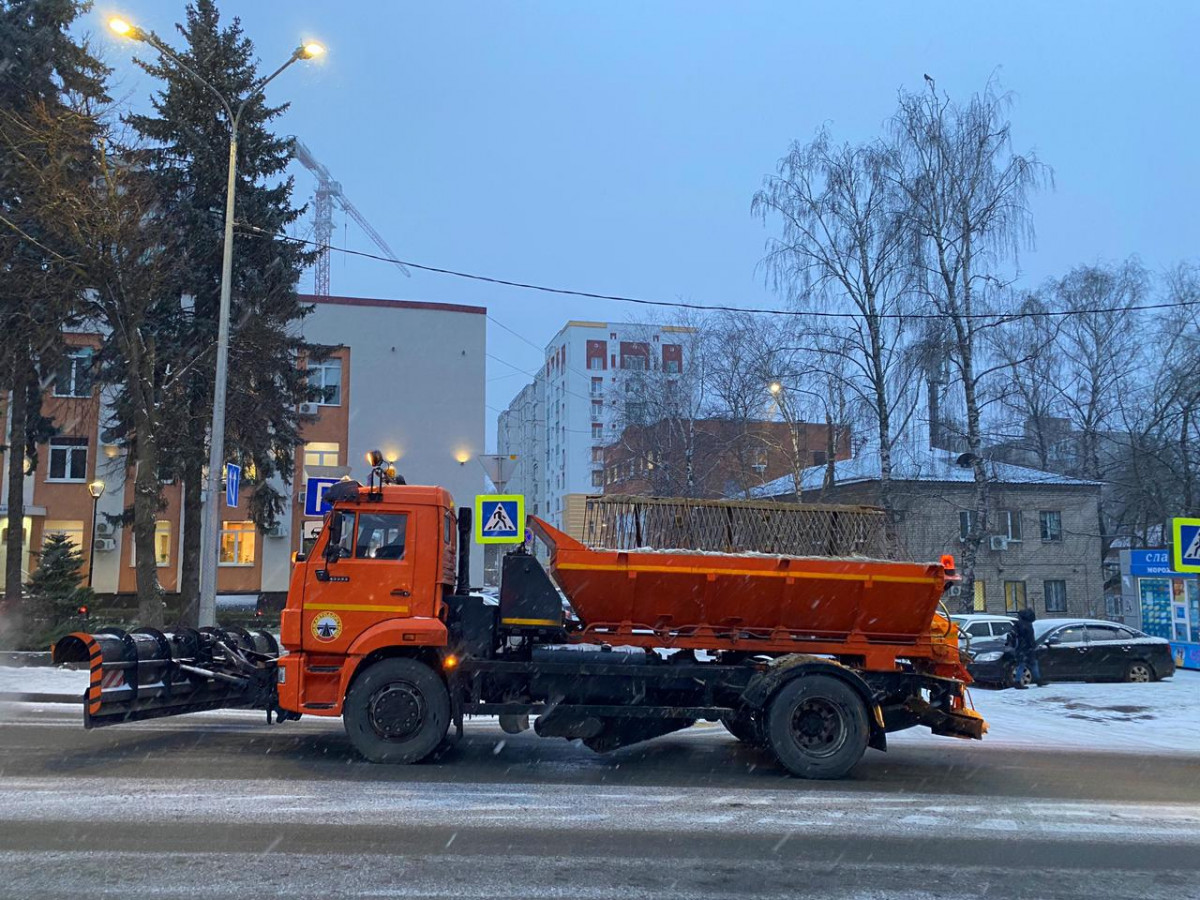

{"left": 304, "top": 509, "right": 414, "bottom": 651}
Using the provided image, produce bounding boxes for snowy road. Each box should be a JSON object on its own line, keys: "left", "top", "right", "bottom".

{"left": 2, "top": 691, "right": 1199, "bottom": 899}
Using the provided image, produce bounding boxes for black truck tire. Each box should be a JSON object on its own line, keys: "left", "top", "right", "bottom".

{"left": 343, "top": 658, "right": 450, "bottom": 764}
{"left": 764, "top": 674, "right": 870, "bottom": 779}
{"left": 721, "top": 710, "right": 766, "bottom": 746}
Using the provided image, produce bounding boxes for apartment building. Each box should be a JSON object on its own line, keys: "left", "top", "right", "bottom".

{"left": 496, "top": 320, "right": 692, "bottom": 528}
{"left": 0, "top": 294, "right": 486, "bottom": 597}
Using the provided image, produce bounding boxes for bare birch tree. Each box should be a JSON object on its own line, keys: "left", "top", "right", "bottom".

{"left": 890, "top": 81, "right": 1051, "bottom": 607}
{"left": 753, "top": 130, "right": 919, "bottom": 529}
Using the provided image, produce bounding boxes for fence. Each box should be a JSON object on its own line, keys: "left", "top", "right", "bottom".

{"left": 580, "top": 495, "right": 892, "bottom": 559}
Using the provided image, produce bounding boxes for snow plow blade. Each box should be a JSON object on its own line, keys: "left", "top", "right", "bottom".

{"left": 52, "top": 626, "right": 279, "bottom": 728}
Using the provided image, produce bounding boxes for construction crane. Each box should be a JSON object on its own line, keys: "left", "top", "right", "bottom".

{"left": 292, "top": 140, "right": 408, "bottom": 297}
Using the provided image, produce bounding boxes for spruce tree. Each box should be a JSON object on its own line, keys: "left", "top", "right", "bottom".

{"left": 0, "top": 0, "right": 108, "bottom": 604}
{"left": 123, "top": 0, "right": 317, "bottom": 623}
{"left": 27, "top": 531, "right": 94, "bottom": 620}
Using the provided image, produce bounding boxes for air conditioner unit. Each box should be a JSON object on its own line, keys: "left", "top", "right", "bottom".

{"left": 93, "top": 538, "right": 116, "bottom": 553}
{"left": 989, "top": 535, "right": 1009, "bottom": 552}
{"left": 95, "top": 521, "right": 115, "bottom": 538}
{"left": 298, "top": 402, "right": 320, "bottom": 416}
{"left": 946, "top": 584, "right": 963, "bottom": 597}
{"left": 266, "top": 523, "right": 288, "bottom": 538}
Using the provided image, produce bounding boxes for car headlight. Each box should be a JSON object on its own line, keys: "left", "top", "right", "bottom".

{"left": 973, "top": 651, "right": 1003, "bottom": 663}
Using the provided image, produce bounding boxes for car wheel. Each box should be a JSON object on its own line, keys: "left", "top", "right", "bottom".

{"left": 1125, "top": 661, "right": 1154, "bottom": 684}
{"left": 764, "top": 675, "right": 870, "bottom": 780}
{"left": 343, "top": 658, "right": 450, "bottom": 763}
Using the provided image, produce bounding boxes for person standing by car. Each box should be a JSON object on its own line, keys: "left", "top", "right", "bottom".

{"left": 1009, "top": 608, "right": 1045, "bottom": 688}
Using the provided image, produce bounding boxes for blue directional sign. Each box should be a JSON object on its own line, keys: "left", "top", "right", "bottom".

{"left": 475, "top": 494, "right": 525, "bottom": 544}
{"left": 1172, "top": 518, "right": 1200, "bottom": 573}
{"left": 225, "top": 463, "right": 241, "bottom": 508}
{"left": 304, "top": 476, "right": 341, "bottom": 518}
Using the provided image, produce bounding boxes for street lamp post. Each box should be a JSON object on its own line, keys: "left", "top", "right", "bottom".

{"left": 109, "top": 18, "right": 323, "bottom": 626}
{"left": 86, "top": 479, "right": 105, "bottom": 588}
{"left": 768, "top": 381, "right": 807, "bottom": 498}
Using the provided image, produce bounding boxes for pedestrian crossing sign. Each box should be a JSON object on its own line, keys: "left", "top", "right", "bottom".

{"left": 475, "top": 494, "right": 525, "bottom": 544}
{"left": 1172, "top": 517, "right": 1200, "bottom": 573}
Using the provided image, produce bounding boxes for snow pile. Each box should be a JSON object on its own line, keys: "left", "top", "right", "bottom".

{"left": 893, "top": 669, "right": 1200, "bottom": 755}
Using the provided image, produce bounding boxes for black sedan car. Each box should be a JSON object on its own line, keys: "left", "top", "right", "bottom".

{"left": 966, "top": 618, "right": 1176, "bottom": 687}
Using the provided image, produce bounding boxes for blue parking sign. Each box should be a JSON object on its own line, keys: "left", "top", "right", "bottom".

{"left": 304, "top": 476, "right": 341, "bottom": 517}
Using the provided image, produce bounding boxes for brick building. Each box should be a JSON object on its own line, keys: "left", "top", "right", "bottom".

{"left": 602, "top": 418, "right": 846, "bottom": 499}
{"left": 751, "top": 443, "right": 1105, "bottom": 618}
{"left": 0, "top": 295, "right": 486, "bottom": 598}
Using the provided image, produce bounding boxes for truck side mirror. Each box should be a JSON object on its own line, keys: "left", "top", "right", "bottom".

{"left": 324, "top": 513, "right": 343, "bottom": 564}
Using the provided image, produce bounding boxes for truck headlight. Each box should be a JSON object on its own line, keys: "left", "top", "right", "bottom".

{"left": 974, "top": 651, "right": 1003, "bottom": 663}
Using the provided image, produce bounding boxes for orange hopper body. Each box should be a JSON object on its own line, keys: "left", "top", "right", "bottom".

{"left": 529, "top": 516, "right": 968, "bottom": 680}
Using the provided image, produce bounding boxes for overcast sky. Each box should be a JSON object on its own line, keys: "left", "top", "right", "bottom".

{"left": 87, "top": 2, "right": 1200, "bottom": 444}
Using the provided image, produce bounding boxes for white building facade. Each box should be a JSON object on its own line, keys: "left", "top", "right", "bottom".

{"left": 496, "top": 320, "right": 689, "bottom": 528}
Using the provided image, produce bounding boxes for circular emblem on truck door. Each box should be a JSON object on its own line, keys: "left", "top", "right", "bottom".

{"left": 311, "top": 612, "right": 343, "bottom": 642}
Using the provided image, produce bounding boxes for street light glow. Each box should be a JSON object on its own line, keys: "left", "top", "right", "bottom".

{"left": 87, "top": 479, "right": 106, "bottom": 500}
{"left": 300, "top": 41, "right": 326, "bottom": 59}
{"left": 108, "top": 17, "right": 134, "bottom": 37}
{"left": 768, "top": 381, "right": 782, "bottom": 395}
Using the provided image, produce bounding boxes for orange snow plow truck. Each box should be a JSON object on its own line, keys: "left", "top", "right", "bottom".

{"left": 53, "top": 472, "right": 985, "bottom": 779}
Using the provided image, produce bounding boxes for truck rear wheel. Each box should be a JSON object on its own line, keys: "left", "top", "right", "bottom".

{"left": 343, "top": 658, "right": 450, "bottom": 764}
{"left": 764, "top": 675, "right": 869, "bottom": 779}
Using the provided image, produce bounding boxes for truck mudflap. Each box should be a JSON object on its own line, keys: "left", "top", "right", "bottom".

{"left": 903, "top": 695, "right": 988, "bottom": 740}
{"left": 52, "top": 626, "right": 279, "bottom": 728}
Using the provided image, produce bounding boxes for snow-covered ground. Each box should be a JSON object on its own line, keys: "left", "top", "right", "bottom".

{"left": 3, "top": 665, "right": 1197, "bottom": 756}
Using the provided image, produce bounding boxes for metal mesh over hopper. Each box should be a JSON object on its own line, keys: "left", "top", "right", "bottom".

{"left": 580, "top": 495, "right": 892, "bottom": 559}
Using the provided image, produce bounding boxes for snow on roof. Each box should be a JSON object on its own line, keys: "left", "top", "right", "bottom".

{"left": 749, "top": 442, "right": 1101, "bottom": 499}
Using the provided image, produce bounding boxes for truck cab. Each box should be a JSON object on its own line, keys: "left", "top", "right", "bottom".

{"left": 277, "top": 483, "right": 458, "bottom": 717}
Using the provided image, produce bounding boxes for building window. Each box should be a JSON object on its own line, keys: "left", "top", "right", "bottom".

{"left": 591, "top": 447, "right": 604, "bottom": 463}
{"left": 591, "top": 377, "right": 603, "bottom": 396}
{"left": 591, "top": 400, "right": 603, "bottom": 419}
{"left": 1003, "top": 580, "right": 1027, "bottom": 613}
{"left": 130, "top": 521, "right": 172, "bottom": 567}
{"left": 973, "top": 581, "right": 986, "bottom": 612}
{"left": 958, "top": 510, "right": 978, "bottom": 541}
{"left": 48, "top": 438, "right": 88, "bottom": 482}
{"left": 54, "top": 350, "right": 93, "bottom": 398}
{"left": 307, "top": 360, "right": 343, "bottom": 406}
{"left": 43, "top": 520, "right": 84, "bottom": 550}
{"left": 626, "top": 401, "right": 647, "bottom": 424}
{"left": 662, "top": 344, "right": 682, "bottom": 374}
{"left": 1044, "top": 579, "right": 1067, "bottom": 613}
{"left": 219, "top": 521, "right": 256, "bottom": 566}
{"left": 997, "top": 509, "right": 1022, "bottom": 542}
{"left": 304, "top": 441, "right": 340, "bottom": 468}
{"left": 1039, "top": 510, "right": 1063, "bottom": 542}
{"left": 592, "top": 471, "right": 604, "bottom": 488}
{"left": 591, "top": 423, "right": 603, "bottom": 439}
{"left": 812, "top": 450, "right": 827, "bottom": 466}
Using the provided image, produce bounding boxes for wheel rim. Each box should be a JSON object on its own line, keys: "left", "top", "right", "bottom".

{"left": 789, "top": 698, "right": 848, "bottom": 759}
{"left": 368, "top": 682, "right": 426, "bottom": 740}
{"left": 1128, "top": 664, "right": 1151, "bottom": 683}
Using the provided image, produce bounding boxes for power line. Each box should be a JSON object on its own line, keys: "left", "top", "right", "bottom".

{"left": 244, "top": 224, "right": 1200, "bottom": 323}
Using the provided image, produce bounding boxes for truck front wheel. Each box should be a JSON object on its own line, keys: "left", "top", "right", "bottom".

{"left": 764, "top": 675, "right": 869, "bottom": 779}
{"left": 343, "top": 658, "right": 450, "bottom": 764}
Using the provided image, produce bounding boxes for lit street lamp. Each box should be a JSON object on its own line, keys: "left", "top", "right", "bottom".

{"left": 86, "top": 479, "right": 105, "bottom": 588}
{"left": 109, "top": 17, "right": 324, "bottom": 627}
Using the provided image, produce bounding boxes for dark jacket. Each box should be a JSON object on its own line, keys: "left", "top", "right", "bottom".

{"left": 1012, "top": 608, "right": 1036, "bottom": 654}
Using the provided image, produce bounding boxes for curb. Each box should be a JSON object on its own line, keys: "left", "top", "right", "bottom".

{"left": 1, "top": 651, "right": 53, "bottom": 668}
{"left": 0, "top": 691, "right": 81, "bottom": 704}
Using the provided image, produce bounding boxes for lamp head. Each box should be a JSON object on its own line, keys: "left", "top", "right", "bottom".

{"left": 87, "top": 479, "right": 106, "bottom": 500}
{"left": 768, "top": 381, "right": 782, "bottom": 396}
{"left": 299, "top": 41, "right": 326, "bottom": 60}
{"left": 366, "top": 449, "right": 384, "bottom": 469}
{"left": 108, "top": 17, "right": 144, "bottom": 41}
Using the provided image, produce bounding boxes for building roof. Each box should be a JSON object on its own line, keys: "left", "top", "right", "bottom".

{"left": 748, "top": 441, "right": 1102, "bottom": 499}
{"left": 301, "top": 294, "right": 486, "bottom": 315}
